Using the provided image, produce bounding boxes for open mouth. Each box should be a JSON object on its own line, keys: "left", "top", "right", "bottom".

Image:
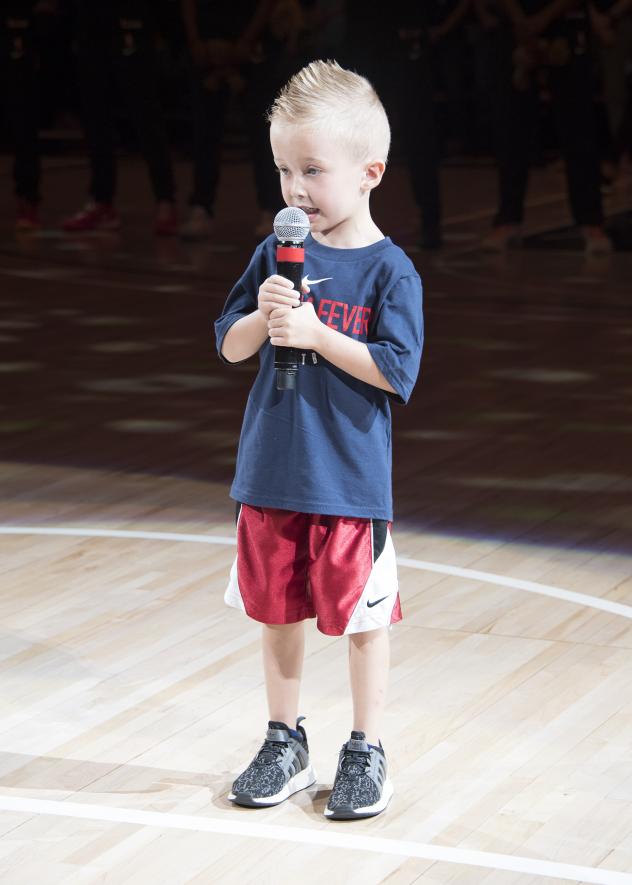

{"left": 299, "top": 206, "right": 319, "bottom": 218}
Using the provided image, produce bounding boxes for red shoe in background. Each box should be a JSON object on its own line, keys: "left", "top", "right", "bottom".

{"left": 154, "top": 201, "right": 178, "bottom": 237}
{"left": 581, "top": 226, "right": 613, "bottom": 255}
{"left": 16, "top": 199, "right": 40, "bottom": 232}
{"left": 63, "top": 202, "right": 120, "bottom": 232}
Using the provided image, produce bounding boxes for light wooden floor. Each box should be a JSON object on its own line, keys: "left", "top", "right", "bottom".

{"left": 0, "top": 156, "right": 632, "bottom": 884}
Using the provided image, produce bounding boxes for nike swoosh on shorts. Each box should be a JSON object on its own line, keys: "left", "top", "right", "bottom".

{"left": 367, "top": 595, "right": 389, "bottom": 608}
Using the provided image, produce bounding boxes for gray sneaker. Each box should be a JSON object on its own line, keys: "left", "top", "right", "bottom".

{"left": 229, "top": 718, "right": 316, "bottom": 807}
{"left": 325, "top": 731, "right": 393, "bottom": 820}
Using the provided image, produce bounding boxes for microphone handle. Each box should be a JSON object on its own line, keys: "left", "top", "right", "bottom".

{"left": 274, "top": 256, "right": 304, "bottom": 391}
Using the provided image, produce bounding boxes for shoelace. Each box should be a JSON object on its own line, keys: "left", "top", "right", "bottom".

{"left": 340, "top": 748, "right": 371, "bottom": 777}
{"left": 255, "top": 739, "right": 288, "bottom": 766}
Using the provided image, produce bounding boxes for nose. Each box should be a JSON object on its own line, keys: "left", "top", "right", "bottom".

{"left": 288, "top": 173, "right": 307, "bottom": 202}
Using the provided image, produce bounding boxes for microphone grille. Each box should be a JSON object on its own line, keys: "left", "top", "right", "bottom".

{"left": 273, "top": 207, "right": 310, "bottom": 243}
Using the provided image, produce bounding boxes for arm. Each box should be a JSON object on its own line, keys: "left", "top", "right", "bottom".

{"left": 527, "top": 0, "right": 579, "bottom": 34}
{"left": 219, "top": 273, "right": 301, "bottom": 363}
{"left": 497, "top": 0, "right": 577, "bottom": 36}
{"left": 238, "top": 0, "right": 275, "bottom": 56}
{"left": 267, "top": 272, "right": 424, "bottom": 401}
{"left": 315, "top": 324, "right": 397, "bottom": 395}
{"left": 589, "top": 2, "right": 616, "bottom": 42}
{"left": 181, "top": 0, "right": 209, "bottom": 66}
{"left": 609, "top": 0, "right": 632, "bottom": 19}
{"left": 496, "top": 0, "right": 529, "bottom": 27}
{"left": 267, "top": 302, "right": 396, "bottom": 393}
{"left": 180, "top": 0, "right": 199, "bottom": 46}
{"left": 220, "top": 310, "right": 269, "bottom": 363}
{"left": 474, "top": 0, "right": 500, "bottom": 28}
{"left": 432, "top": 0, "right": 471, "bottom": 40}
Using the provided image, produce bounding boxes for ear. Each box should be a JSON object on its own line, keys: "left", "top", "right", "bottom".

{"left": 361, "top": 159, "right": 386, "bottom": 192}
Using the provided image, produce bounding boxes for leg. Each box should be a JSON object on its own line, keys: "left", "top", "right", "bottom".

{"left": 326, "top": 625, "right": 393, "bottom": 820}
{"left": 76, "top": 43, "right": 116, "bottom": 204}
{"left": 189, "top": 70, "right": 229, "bottom": 214}
{"left": 550, "top": 56, "right": 603, "bottom": 227}
{"left": 348, "top": 626, "right": 390, "bottom": 747}
{"left": 400, "top": 53, "right": 442, "bottom": 244}
{"left": 244, "top": 65, "right": 285, "bottom": 220}
{"left": 2, "top": 14, "right": 41, "bottom": 205}
{"left": 224, "top": 505, "right": 314, "bottom": 808}
{"left": 262, "top": 621, "right": 305, "bottom": 726}
{"left": 489, "top": 27, "right": 535, "bottom": 227}
{"left": 230, "top": 619, "right": 313, "bottom": 808}
{"left": 114, "top": 20, "right": 175, "bottom": 205}
{"left": 598, "top": 24, "right": 629, "bottom": 161}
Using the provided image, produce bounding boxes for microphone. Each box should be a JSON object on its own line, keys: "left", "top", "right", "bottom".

{"left": 273, "top": 206, "right": 310, "bottom": 391}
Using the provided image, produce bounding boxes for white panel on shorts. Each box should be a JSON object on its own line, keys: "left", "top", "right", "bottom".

{"left": 224, "top": 554, "right": 246, "bottom": 612}
{"left": 343, "top": 527, "right": 399, "bottom": 635}
{"left": 224, "top": 505, "right": 246, "bottom": 612}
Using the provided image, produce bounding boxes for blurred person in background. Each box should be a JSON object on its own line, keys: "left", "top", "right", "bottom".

{"left": 0, "top": 0, "right": 63, "bottom": 231}
{"left": 428, "top": 0, "right": 473, "bottom": 157}
{"left": 179, "top": 0, "right": 300, "bottom": 241}
{"left": 367, "top": 0, "right": 470, "bottom": 249}
{"left": 590, "top": 0, "right": 632, "bottom": 184}
{"left": 296, "top": 0, "right": 346, "bottom": 62}
{"left": 62, "top": 0, "right": 177, "bottom": 236}
{"left": 480, "top": 0, "right": 611, "bottom": 253}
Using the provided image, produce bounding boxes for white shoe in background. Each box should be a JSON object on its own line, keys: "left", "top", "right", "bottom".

{"left": 180, "top": 205, "right": 213, "bottom": 240}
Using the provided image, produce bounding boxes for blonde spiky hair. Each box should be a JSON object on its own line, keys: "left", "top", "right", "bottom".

{"left": 267, "top": 59, "right": 390, "bottom": 163}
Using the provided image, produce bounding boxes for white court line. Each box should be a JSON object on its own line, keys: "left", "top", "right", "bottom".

{"left": 1, "top": 525, "right": 631, "bottom": 620}
{"left": 1, "top": 527, "right": 631, "bottom": 881}
{"left": 0, "top": 525, "right": 632, "bottom": 620}
{"left": 0, "top": 796, "right": 629, "bottom": 884}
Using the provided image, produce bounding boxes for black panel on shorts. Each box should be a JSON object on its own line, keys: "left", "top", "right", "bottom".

{"left": 372, "top": 519, "right": 388, "bottom": 562}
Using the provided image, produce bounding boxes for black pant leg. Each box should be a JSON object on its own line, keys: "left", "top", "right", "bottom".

{"left": 113, "top": 18, "right": 174, "bottom": 203}
{"left": 188, "top": 68, "right": 229, "bottom": 214}
{"left": 76, "top": 44, "right": 117, "bottom": 204}
{"left": 549, "top": 57, "right": 603, "bottom": 226}
{"left": 1, "top": 12, "right": 40, "bottom": 202}
{"left": 244, "top": 64, "right": 286, "bottom": 214}
{"left": 400, "top": 53, "right": 441, "bottom": 236}
{"left": 489, "top": 28, "right": 538, "bottom": 226}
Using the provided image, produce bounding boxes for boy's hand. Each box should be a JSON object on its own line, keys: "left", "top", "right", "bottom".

{"left": 268, "top": 302, "right": 321, "bottom": 350}
{"left": 258, "top": 275, "right": 301, "bottom": 319}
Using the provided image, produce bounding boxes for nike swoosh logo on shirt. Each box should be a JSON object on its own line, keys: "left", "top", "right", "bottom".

{"left": 367, "top": 595, "right": 389, "bottom": 608}
{"left": 303, "top": 276, "right": 333, "bottom": 287}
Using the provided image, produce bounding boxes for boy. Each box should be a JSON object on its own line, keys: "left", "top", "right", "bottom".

{"left": 214, "top": 60, "right": 423, "bottom": 820}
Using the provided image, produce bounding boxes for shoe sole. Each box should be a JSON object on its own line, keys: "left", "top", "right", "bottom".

{"left": 228, "top": 763, "right": 317, "bottom": 808}
{"left": 324, "top": 778, "right": 394, "bottom": 820}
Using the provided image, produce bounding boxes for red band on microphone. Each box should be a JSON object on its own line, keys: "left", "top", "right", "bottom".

{"left": 276, "top": 246, "right": 304, "bottom": 263}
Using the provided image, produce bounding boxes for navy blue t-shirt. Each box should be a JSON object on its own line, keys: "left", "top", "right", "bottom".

{"left": 214, "top": 234, "right": 424, "bottom": 521}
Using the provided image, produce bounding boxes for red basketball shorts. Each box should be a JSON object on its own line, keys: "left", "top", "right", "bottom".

{"left": 224, "top": 504, "right": 402, "bottom": 636}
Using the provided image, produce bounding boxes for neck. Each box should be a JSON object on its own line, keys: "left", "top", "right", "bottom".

{"left": 312, "top": 213, "right": 384, "bottom": 250}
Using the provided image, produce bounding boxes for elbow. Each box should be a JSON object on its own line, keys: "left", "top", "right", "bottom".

{"left": 220, "top": 343, "right": 238, "bottom": 364}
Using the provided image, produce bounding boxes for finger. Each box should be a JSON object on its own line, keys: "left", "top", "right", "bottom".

{"left": 267, "top": 275, "right": 294, "bottom": 288}
{"left": 262, "top": 287, "right": 301, "bottom": 302}
{"left": 264, "top": 291, "right": 300, "bottom": 304}
{"left": 268, "top": 321, "right": 287, "bottom": 333}
{"left": 301, "top": 284, "right": 310, "bottom": 295}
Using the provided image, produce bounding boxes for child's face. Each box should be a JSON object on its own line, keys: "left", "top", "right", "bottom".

{"left": 270, "top": 122, "right": 382, "bottom": 244}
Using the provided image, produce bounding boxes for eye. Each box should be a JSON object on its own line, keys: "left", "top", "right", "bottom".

{"left": 305, "top": 167, "right": 320, "bottom": 176}
{"left": 276, "top": 166, "right": 289, "bottom": 176}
